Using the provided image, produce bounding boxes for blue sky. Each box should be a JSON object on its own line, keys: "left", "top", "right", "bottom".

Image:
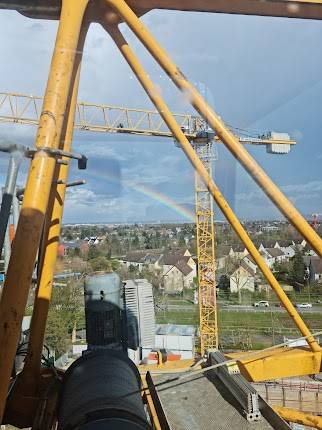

{"left": 0, "top": 8, "right": 322, "bottom": 222}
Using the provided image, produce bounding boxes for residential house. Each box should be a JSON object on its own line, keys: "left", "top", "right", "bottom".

{"left": 274, "top": 241, "right": 296, "bottom": 259}
{"left": 304, "top": 257, "right": 322, "bottom": 283}
{"left": 303, "top": 243, "right": 317, "bottom": 257}
{"left": 230, "top": 244, "right": 248, "bottom": 259}
{"left": 159, "top": 250, "right": 196, "bottom": 292}
{"left": 88, "top": 236, "right": 101, "bottom": 245}
{"left": 216, "top": 245, "right": 234, "bottom": 270}
{"left": 229, "top": 261, "right": 255, "bottom": 293}
{"left": 120, "top": 249, "right": 196, "bottom": 293}
{"left": 260, "top": 248, "right": 286, "bottom": 268}
{"left": 258, "top": 242, "right": 278, "bottom": 253}
{"left": 261, "top": 225, "right": 279, "bottom": 232}
{"left": 120, "top": 251, "right": 148, "bottom": 271}
{"left": 57, "top": 241, "right": 80, "bottom": 257}
{"left": 293, "top": 239, "right": 306, "bottom": 249}
{"left": 242, "top": 254, "right": 258, "bottom": 274}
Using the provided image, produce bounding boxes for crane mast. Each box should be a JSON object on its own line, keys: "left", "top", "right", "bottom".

{"left": 1, "top": 0, "right": 322, "bottom": 427}
{"left": 193, "top": 136, "right": 218, "bottom": 353}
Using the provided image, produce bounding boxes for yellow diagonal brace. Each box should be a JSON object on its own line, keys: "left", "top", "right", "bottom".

{"left": 106, "top": 25, "right": 218, "bottom": 354}
{"left": 273, "top": 406, "right": 322, "bottom": 429}
{"left": 104, "top": 0, "right": 322, "bottom": 260}
{"left": 0, "top": 0, "right": 89, "bottom": 422}
{"left": 103, "top": 20, "right": 320, "bottom": 354}
{"left": 15, "top": 23, "right": 89, "bottom": 400}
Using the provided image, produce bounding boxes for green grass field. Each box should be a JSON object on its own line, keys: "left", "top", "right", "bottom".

{"left": 156, "top": 309, "right": 322, "bottom": 349}
{"left": 156, "top": 309, "right": 322, "bottom": 332}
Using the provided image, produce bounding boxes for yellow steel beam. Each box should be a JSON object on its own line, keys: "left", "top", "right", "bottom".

{"left": 0, "top": 0, "right": 89, "bottom": 422}
{"left": 141, "top": 374, "right": 162, "bottom": 430}
{"left": 228, "top": 347, "right": 322, "bottom": 381}
{"left": 106, "top": 25, "right": 218, "bottom": 354}
{"left": 104, "top": 0, "right": 322, "bottom": 260}
{"left": 139, "top": 358, "right": 197, "bottom": 374}
{"left": 3, "top": 26, "right": 90, "bottom": 428}
{"left": 273, "top": 406, "right": 322, "bottom": 429}
{"left": 103, "top": 19, "right": 320, "bottom": 354}
{"left": 22, "top": 21, "right": 88, "bottom": 387}
{"left": 0, "top": 91, "right": 198, "bottom": 139}
{"left": 0, "top": 91, "right": 296, "bottom": 147}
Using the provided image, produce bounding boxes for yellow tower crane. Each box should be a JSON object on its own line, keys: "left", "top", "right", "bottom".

{"left": 191, "top": 131, "right": 218, "bottom": 353}
{"left": 0, "top": 91, "right": 295, "bottom": 355}
{"left": 0, "top": 2, "right": 322, "bottom": 426}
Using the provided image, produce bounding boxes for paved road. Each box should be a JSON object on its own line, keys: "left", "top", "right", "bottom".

{"left": 156, "top": 303, "right": 322, "bottom": 313}
{"left": 220, "top": 304, "right": 322, "bottom": 313}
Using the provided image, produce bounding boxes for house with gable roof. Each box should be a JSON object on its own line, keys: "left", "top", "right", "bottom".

{"left": 120, "top": 248, "right": 196, "bottom": 293}
{"left": 229, "top": 260, "right": 256, "bottom": 293}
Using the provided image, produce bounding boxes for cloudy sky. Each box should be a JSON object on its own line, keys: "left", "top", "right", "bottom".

{"left": 0, "top": 8, "right": 322, "bottom": 223}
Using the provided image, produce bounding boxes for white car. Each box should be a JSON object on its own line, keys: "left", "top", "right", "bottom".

{"left": 296, "top": 303, "right": 312, "bottom": 309}
{"left": 253, "top": 300, "right": 269, "bottom": 307}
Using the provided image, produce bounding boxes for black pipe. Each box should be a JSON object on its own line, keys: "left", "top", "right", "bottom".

{"left": 58, "top": 350, "right": 150, "bottom": 430}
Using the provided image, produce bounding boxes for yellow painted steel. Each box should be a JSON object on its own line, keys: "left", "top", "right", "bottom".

{"left": 139, "top": 359, "right": 197, "bottom": 374}
{"left": 0, "top": 91, "right": 296, "bottom": 147}
{"left": 231, "top": 347, "right": 322, "bottom": 381}
{"left": 11, "top": 24, "right": 89, "bottom": 409}
{"left": 0, "top": 0, "right": 89, "bottom": 422}
{"left": 104, "top": 22, "right": 320, "bottom": 355}
{"left": 0, "top": 0, "right": 321, "bottom": 426}
{"left": 106, "top": 25, "right": 218, "bottom": 355}
{"left": 194, "top": 141, "right": 218, "bottom": 354}
{"left": 104, "top": 0, "right": 322, "bottom": 260}
{"left": 273, "top": 406, "right": 322, "bottom": 429}
{"left": 141, "top": 375, "right": 162, "bottom": 430}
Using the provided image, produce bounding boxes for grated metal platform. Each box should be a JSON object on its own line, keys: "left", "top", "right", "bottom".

{"left": 150, "top": 371, "right": 291, "bottom": 430}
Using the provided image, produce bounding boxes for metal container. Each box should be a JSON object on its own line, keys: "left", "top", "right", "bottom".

{"left": 84, "top": 272, "right": 123, "bottom": 348}
{"left": 58, "top": 350, "right": 150, "bottom": 430}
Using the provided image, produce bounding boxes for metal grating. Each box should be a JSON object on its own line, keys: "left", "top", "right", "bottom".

{"left": 210, "top": 351, "right": 261, "bottom": 422}
{"left": 124, "top": 279, "right": 155, "bottom": 348}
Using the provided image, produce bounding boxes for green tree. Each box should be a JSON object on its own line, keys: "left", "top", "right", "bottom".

{"left": 290, "top": 249, "right": 305, "bottom": 286}
{"left": 45, "top": 310, "right": 70, "bottom": 357}
{"left": 132, "top": 234, "right": 140, "bottom": 248}
{"left": 110, "top": 259, "right": 120, "bottom": 271}
{"left": 87, "top": 245, "right": 101, "bottom": 260}
{"left": 178, "top": 233, "right": 186, "bottom": 247}
{"left": 89, "top": 256, "right": 112, "bottom": 272}
{"left": 272, "top": 261, "right": 290, "bottom": 283}
{"left": 45, "top": 280, "right": 85, "bottom": 355}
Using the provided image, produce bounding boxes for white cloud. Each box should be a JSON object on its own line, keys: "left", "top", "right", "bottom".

{"left": 1, "top": 9, "right": 322, "bottom": 222}
{"left": 77, "top": 142, "right": 128, "bottom": 161}
{"left": 236, "top": 180, "right": 322, "bottom": 214}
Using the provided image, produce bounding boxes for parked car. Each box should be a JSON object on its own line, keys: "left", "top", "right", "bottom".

{"left": 295, "top": 303, "right": 312, "bottom": 309}
{"left": 253, "top": 300, "right": 269, "bottom": 307}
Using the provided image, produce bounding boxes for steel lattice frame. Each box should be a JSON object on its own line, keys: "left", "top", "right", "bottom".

{"left": 194, "top": 142, "right": 218, "bottom": 354}
{"left": 1, "top": 0, "right": 322, "bottom": 425}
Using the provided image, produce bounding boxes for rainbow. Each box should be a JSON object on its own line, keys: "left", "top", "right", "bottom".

{"left": 84, "top": 169, "right": 195, "bottom": 221}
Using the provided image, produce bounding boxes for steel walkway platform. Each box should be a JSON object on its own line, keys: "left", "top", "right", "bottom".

{"left": 149, "top": 371, "right": 291, "bottom": 430}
